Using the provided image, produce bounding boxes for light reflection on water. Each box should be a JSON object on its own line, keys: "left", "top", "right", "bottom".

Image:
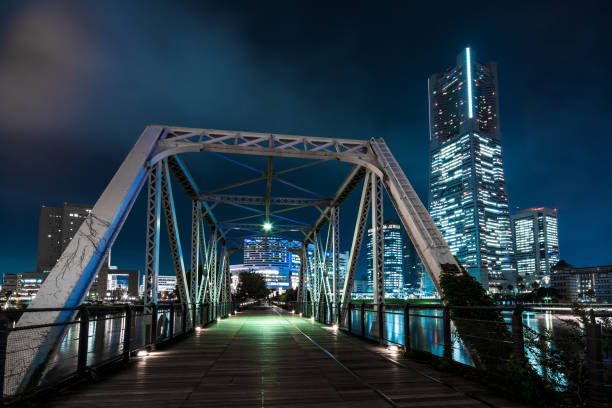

{"left": 354, "top": 309, "right": 569, "bottom": 370}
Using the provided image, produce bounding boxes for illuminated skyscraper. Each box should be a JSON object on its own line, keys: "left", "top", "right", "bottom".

{"left": 428, "top": 48, "right": 514, "bottom": 291}
{"left": 367, "top": 220, "right": 404, "bottom": 296}
{"left": 511, "top": 208, "right": 559, "bottom": 286}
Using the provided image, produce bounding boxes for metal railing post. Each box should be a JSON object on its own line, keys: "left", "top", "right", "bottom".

{"left": 587, "top": 309, "right": 606, "bottom": 407}
{"left": 169, "top": 303, "right": 175, "bottom": 339}
{"left": 0, "top": 313, "right": 9, "bottom": 403}
{"left": 360, "top": 303, "right": 366, "bottom": 339}
{"left": 443, "top": 304, "right": 452, "bottom": 359}
{"left": 404, "top": 303, "right": 411, "bottom": 352}
{"left": 151, "top": 303, "right": 158, "bottom": 347}
{"left": 377, "top": 302, "right": 384, "bottom": 345}
{"left": 123, "top": 304, "right": 132, "bottom": 363}
{"left": 511, "top": 305, "right": 525, "bottom": 366}
{"left": 347, "top": 303, "right": 352, "bottom": 334}
{"left": 192, "top": 302, "right": 197, "bottom": 328}
{"left": 77, "top": 305, "right": 90, "bottom": 378}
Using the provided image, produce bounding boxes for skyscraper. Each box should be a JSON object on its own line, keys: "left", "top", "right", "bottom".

{"left": 511, "top": 207, "right": 559, "bottom": 287}
{"left": 428, "top": 48, "right": 514, "bottom": 291}
{"left": 367, "top": 220, "right": 404, "bottom": 296}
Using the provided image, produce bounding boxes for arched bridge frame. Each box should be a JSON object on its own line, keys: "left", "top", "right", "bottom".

{"left": 9, "top": 125, "right": 462, "bottom": 394}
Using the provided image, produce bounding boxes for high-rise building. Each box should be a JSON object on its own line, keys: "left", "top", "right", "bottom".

{"left": 36, "top": 203, "right": 93, "bottom": 273}
{"left": 367, "top": 221, "right": 404, "bottom": 296}
{"left": 511, "top": 207, "right": 559, "bottom": 286}
{"left": 243, "top": 236, "right": 301, "bottom": 290}
{"left": 428, "top": 47, "right": 514, "bottom": 291}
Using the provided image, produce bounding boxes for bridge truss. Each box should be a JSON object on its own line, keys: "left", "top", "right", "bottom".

{"left": 8, "top": 125, "right": 463, "bottom": 394}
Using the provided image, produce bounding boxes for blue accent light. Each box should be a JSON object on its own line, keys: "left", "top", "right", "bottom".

{"left": 466, "top": 47, "right": 473, "bottom": 119}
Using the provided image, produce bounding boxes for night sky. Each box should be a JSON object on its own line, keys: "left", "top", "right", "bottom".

{"left": 1, "top": 0, "right": 611, "bottom": 280}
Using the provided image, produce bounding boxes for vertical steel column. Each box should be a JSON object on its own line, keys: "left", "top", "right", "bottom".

{"left": 371, "top": 174, "right": 385, "bottom": 342}
{"left": 296, "top": 246, "right": 306, "bottom": 313}
{"left": 339, "top": 173, "right": 372, "bottom": 325}
{"left": 143, "top": 163, "right": 161, "bottom": 315}
{"left": 332, "top": 206, "right": 340, "bottom": 324}
{"left": 189, "top": 201, "right": 200, "bottom": 321}
{"left": 160, "top": 159, "right": 191, "bottom": 308}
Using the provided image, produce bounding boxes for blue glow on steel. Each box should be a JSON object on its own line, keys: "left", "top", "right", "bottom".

{"left": 466, "top": 47, "right": 473, "bottom": 119}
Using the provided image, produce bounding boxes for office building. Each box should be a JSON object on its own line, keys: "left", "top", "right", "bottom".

{"left": 243, "top": 236, "right": 301, "bottom": 290}
{"left": 511, "top": 207, "right": 560, "bottom": 287}
{"left": 367, "top": 221, "right": 404, "bottom": 296}
{"left": 428, "top": 47, "right": 514, "bottom": 291}
{"left": 403, "top": 237, "right": 436, "bottom": 297}
{"left": 550, "top": 261, "right": 612, "bottom": 303}
{"left": 1, "top": 272, "right": 47, "bottom": 303}
{"left": 158, "top": 275, "right": 177, "bottom": 293}
{"left": 36, "top": 203, "right": 93, "bottom": 273}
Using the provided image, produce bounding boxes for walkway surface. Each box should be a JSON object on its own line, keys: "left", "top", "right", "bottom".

{"left": 48, "top": 306, "right": 528, "bottom": 408}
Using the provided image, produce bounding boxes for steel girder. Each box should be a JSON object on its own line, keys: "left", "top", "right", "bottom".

{"left": 200, "top": 194, "right": 330, "bottom": 207}
{"left": 190, "top": 201, "right": 200, "bottom": 306}
{"left": 10, "top": 125, "right": 465, "bottom": 396}
{"left": 303, "top": 166, "right": 366, "bottom": 245}
{"left": 296, "top": 246, "right": 307, "bottom": 306}
{"left": 143, "top": 162, "right": 161, "bottom": 314}
{"left": 339, "top": 172, "right": 372, "bottom": 324}
{"left": 371, "top": 174, "right": 385, "bottom": 306}
{"left": 332, "top": 206, "right": 340, "bottom": 323}
{"left": 8, "top": 126, "right": 163, "bottom": 395}
{"left": 160, "top": 159, "right": 191, "bottom": 307}
{"left": 370, "top": 139, "right": 462, "bottom": 293}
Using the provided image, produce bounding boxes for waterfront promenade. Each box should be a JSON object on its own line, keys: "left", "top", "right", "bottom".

{"left": 47, "top": 306, "right": 528, "bottom": 407}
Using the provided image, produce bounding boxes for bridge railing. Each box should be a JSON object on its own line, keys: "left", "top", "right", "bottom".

{"left": 278, "top": 300, "right": 611, "bottom": 406}
{"left": 0, "top": 301, "right": 237, "bottom": 403}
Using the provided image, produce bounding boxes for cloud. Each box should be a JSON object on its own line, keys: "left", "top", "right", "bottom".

{"left": 0, "top": 1, "right": 103, "bottom": 137}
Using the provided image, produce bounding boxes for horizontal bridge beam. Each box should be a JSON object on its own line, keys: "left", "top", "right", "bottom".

{"left": 200, "top": 194, "right": 331, "bottom": 206}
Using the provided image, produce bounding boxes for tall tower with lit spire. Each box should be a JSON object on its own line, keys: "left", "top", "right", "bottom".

{"left": 428, "top": 48, "right": 514, "bottom": 292}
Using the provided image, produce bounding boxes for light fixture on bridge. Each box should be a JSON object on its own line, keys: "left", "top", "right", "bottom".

{"left": 388, "top": 345, "right": 399, "bottom": 352}
{"left": 332, "top": 324, "right": 338, "bottom": 331}
{"left": 217, "top": 317, "right": 221, "bottom": 323}
{"left": 137, "top": 350, "right": 148, "bottom": 357}
{"left": 299, "top": 313, "right": 302, "bottom": 317}
{"left": 291, "top": 309, "right": 295, "bottom": 314}
{"left": 263, "top": 222, "right": 272, "bottom": 231}
{"left": 310, "top": 316, "right": 315, "bottom": 322}
{"left": 195, "top": 326, "right": 202, "bottom": 332}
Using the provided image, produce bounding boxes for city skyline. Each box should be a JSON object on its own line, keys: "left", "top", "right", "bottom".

{"left": 1, "top": 2, "right": 611, "bottom": 280}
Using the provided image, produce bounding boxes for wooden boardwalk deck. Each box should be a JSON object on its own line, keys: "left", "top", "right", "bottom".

{"left": 48, "top": 306, "right": 529, "bottom": 408}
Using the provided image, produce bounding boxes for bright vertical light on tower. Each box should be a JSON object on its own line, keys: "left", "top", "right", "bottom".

{"left": 263, "top": 222, "right": 272, "bottom": 231}
{"left": 466, "top": 47, "right": 473, "bottom": 119}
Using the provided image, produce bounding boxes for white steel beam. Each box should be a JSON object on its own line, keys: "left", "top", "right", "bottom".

{"left": 7, "top": 126, "right": 164, "bottom": 395}
{"left": 143, "top": 162, "right": 162, "bottom": 314}
{"left": 160, "top": 159, "right": 191, "bottom": 307}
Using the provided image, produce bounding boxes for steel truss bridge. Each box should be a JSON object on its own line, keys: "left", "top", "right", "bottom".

{"left": 5, "top": 125, "right": 463, "bottom": 396}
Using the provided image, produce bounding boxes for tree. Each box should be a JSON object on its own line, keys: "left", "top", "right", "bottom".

{"left": 236, "top": 271, "right": 270, "bottom": 301}
{"left": 279, "top": 288, "right": 297, "bottom": 302}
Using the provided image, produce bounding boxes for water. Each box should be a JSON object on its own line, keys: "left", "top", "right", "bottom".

{"left": 355, "top": 308, "right": 569, "bottom": 369}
